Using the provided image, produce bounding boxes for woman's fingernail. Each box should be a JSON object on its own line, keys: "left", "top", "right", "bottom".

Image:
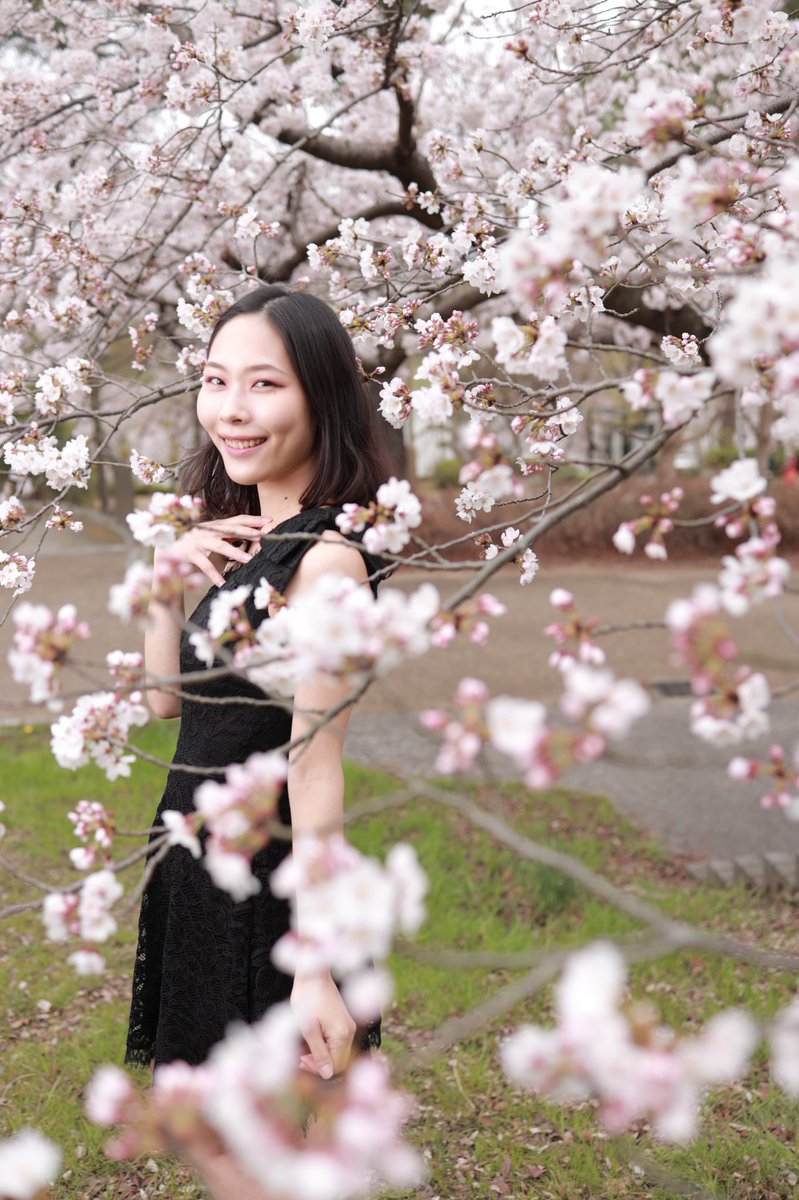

{"left": 320, "top": 1064, "right": 333, "bottom": 1080}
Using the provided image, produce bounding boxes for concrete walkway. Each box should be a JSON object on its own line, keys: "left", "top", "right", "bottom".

{"left": 2, "top": 517, "right": 798, "bottom": 861}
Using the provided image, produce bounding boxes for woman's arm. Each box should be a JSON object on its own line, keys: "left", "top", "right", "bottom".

{"left": 282, "top": 532, "right": 370, "bottom": 833}
{"left": 281, "top": 533, "right": 372, "bottom": 1078}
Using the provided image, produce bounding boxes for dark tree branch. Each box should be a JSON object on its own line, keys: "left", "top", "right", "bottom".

{"left": 604, "top": 283, "right": 713, "bottom": 343}
{"left": 276, "top": 93, "right": 441, "bottom": 208}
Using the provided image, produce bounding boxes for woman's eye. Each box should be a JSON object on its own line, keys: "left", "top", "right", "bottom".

{"left": 254, "top": 380, "right": 275, "bottom": 389}
{"left": 204, "top": 376, "right": 224, "bottom": 386}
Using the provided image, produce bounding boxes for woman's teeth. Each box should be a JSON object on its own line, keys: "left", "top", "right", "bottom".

{"left": 224, "top": 437, "right": 266, "bottom": 448}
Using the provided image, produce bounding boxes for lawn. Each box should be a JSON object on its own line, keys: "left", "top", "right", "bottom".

{"left": 0, "top": 723, "right": 797, "bottom": 1199}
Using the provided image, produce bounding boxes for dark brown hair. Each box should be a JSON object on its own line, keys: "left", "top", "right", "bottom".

{"left": 181, "top": 284, "right": 392, "bottom": 518}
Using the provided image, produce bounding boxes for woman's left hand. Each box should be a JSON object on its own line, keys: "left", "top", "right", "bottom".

{"left": 291, "top": 971, "right": 357, "bottom": 1080}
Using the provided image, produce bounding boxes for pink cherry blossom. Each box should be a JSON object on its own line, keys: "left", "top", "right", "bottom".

{"left": 501, "top": 942, "right": 757, "bottom": 1143}
{"left": 130, "top": 449, "right": 170, "bottom": 485}
{"left": 86, "top": 1065, "right": 138, "bottom": 1127}
{"left": 771, "top": 998, "right": 799, "bottom": 1096}
{"left": 336, "top": 478, "right": 422, "bottom": 555}
{"left": 160, "top": 810, "right": 203, "bottom": 859}
{"left": 50, "top": 691, "right": 149, "bottom": 780}
{"left": 126, "top": 493, "right": 205, "bottom": 547}
{"left": 193, "top": 751, "right": 288, "bottom": 900}
{"left": 9, "top": 601, "right": 90, "bottom": 706}
{"left": 68, "top": 949, "right": 107, "bottom": 975}
{"left": 710, "top": 459, "right": 767, "bottom": 506}
{"left": 0, "top": 550, "right": 35, "bottom": 596}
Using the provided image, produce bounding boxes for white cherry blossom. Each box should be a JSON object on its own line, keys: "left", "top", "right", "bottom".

{"left": 710, "top": 459, "right": 767, "bottom": 506}
{"left": 0, "top": 1129, "right": 62, "bottom": 1200}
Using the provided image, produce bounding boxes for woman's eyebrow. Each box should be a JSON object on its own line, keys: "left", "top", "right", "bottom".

{"left": 205, "top": 360, "right": 288, "bottom": 375}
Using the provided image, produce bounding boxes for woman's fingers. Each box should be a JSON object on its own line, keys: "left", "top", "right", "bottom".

{"left": 303, "top": 1019, "right": 358, "bottom": 1079}
{"left": 292, "top": 974, "right": 358, "bottom": 1080}
{"left": 326, "top": 1022, "right": 357, "bottom": 1080}
{"left": 204, "top": 535, "right": 253, "bottom": 563}
{"left": 298, "top": 1051, "right": 318, "bottom": 1074}
{"left": 300, "top": 1021, "right": 335, "bottom": 1080}
{"left": 171, "top": 529, "right": 260, "bottom": 586}
{"left": 201, "top": 515, "right": 271, "bottom": 538}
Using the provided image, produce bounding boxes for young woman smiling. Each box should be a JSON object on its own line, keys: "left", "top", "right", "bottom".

{"left": 125, "top": 285, "right": 392, "bottom": 1080}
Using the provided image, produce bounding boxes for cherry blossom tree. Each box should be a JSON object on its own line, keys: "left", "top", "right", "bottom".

{"left": 3, "top": 0, "right": 799, "bottom": 1195}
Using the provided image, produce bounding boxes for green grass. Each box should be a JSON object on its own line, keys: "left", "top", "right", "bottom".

{"left": 1, "top": 727, "right": 799, "bottom": 1198}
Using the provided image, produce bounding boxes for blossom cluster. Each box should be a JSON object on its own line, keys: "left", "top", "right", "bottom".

{"left": 621, "top": 369, "right": 716, "bottom": 428}
{"left": 510, "top": 400, "right": 583, "bottom": 476}
{"left": 0, "top": 1129, "right": 62, "bottom": 1200}
{"left": 33, "top": 356, "right": 92, "bottom": 417}
{"left": 0, "top": 550, "right": 36, "bottom": 596}
{"left": 544, "top": 588, "right": 605, "bottom": 668}
{"left": 717, "top": 525, "right": 790, "bottom": 618}
{"left": 335, "top": 477, "right": 422, "bottom": 555}
{"left": 271, "top": 835, "right": 428, "bottom": 977}
{"left": 127, "top": 313, "right": 158, "bottom": 371}
{"left": 613, "top": 488, "right": 683, "bottom": 561}
{"left": 188, "top": 582, "right": 256, "bottom": 668}
{"left": 728, "top": 743, "right": 799, "bottom": 818}
{"left": 109, "top": 553, "right": 204, "bottom": 623}
{"left": 501, "top": 942, "right": 757, "bottom": 1143}
{"left": 499, "top": 163, "right": 645, "bottom": 315}
{"left": 50, "top": 690, "right": 149, "bottom": 780}
{"left": 42, "top": 868, "right": 123, "bottom": 976}
{"left": 476, "top": 526, "right": 539, "bottom": 587}
{"left": 8, "top": 601, "right": 90, "bottom": 707}
{"left": 129, "top": 449, "right": 170, "bottom": 485}
{"left": 45, "top": 504, "right": 83, "bottom": 532}
{"left": 491, "top": 314, "right": 567, "bottom": 381}
{"left": 3, "top": 424, "right": 90, "bottom": 491}
{"left": 0, "top": 493, "right": 26, "bottom": 531}
{"left": 666, "top": 584, "right": 770, "bottom": 745}
{"left": 430, "top": 592, "right": 507, "bottom": 648}
{"left": 67, "top": 800, "right": 116, "bottom": 872}
{"left": 167, "top": 751, "right": 288, "bottom": 901}
{"left": 126, "top": 492, "right": 205, "bottom": 546}
{"left": 86, "top": 1003, "right": 423, "bottom": 1200}
{"left": 242, "top": 574, "right": 441, "bottom": 696}
{"left": 422, "top": 658, "right": 648, "bottom": 788}
{"left": 454, "top": 421, "right": 524, "bottom": 526}
{"left": 378, "top": 337, "right": 480, "bottom": 431}
{"left": 423, "top": 594, "right": 648, "bottom": 784}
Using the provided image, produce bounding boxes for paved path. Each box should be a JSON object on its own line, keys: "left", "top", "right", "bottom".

{"left": 2, "top": 518, "right": 798, "bottom": 861}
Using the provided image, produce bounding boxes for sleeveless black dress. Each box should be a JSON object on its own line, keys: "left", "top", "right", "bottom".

{"left": 125, "top": 506, "right": 383, "bottom": 1068}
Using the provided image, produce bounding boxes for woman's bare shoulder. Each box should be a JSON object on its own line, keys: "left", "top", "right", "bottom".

{"left": 286, "top": 528, "right": 369, "bottom": 595}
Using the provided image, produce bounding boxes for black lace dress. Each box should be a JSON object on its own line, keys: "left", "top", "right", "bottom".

{"left": 125, "top": 506, "right": 383, "bottom": 1068}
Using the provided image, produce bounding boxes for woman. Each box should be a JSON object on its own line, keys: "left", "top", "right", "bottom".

{"left": 125, "top": 284, "right": 391, "bottom": 1078}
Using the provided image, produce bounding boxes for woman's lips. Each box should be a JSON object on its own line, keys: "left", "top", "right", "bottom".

{"left": 220, "top": 436, "right": 267, "bottom": 456}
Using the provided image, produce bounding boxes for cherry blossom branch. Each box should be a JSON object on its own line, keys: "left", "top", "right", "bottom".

{"left": 0, "top": 834, "right": 169, "bottom": 920}
{"left": 401, "top": 936, "right": 680, "bottom": 1071}
{"left": 444, "top": 427, "right": 676, "bottom": 611}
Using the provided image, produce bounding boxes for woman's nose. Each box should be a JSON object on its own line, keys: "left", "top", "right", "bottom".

{"left": 217, "top": 383, "right": 250, "bottom": 421}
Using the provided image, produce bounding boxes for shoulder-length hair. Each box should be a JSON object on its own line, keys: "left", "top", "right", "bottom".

{"left": 181, "top": 284, "right": 393, "bottom": 518}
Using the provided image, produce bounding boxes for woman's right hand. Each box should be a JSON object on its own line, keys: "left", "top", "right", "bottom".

{"left": 159, "top": 514, "right": 273, "bottom": 588}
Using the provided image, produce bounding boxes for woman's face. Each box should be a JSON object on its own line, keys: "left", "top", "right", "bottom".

{"left": 197, "top": 312, "right": 317, "bottom": 499}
